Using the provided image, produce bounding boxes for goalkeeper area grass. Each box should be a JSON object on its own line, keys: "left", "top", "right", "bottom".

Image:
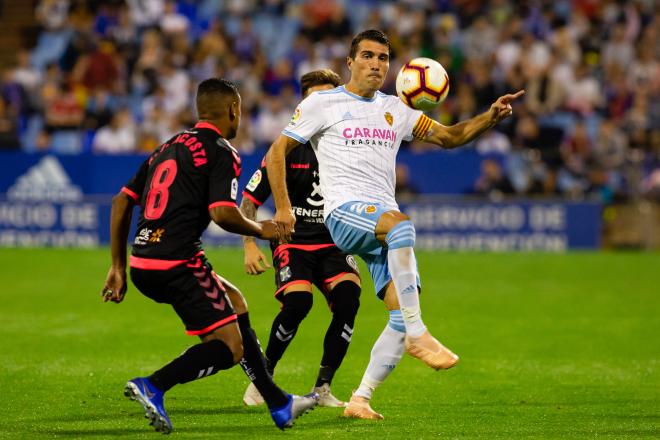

{"left": 0, "top": 248, "right": 657, "bottom": 439}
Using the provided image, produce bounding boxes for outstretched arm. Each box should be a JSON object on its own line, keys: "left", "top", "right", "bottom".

{"left": 265, "top": 134, "right": 300, "bottom": 242}
{"left": 423, "top": 90, "right": 525, "bottom": 149}
{"left": 239, "top": 197, "right": 271, "bottom": 275}
{"left": 210, "top": 205, "right": 280, "bottom": 241}
{"left": 102, "top": 192, "right": 135, "bottom": 303}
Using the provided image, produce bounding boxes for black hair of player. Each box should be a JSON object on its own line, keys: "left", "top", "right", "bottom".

{"left": 349, "top": 29, "right": 391, "bottom": 59}
{"left": 196, "top": 78, "right": 239, "bottom": 117}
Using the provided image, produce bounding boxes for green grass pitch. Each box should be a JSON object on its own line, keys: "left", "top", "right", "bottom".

{"left": 0, "top": 248, "right": 658, "bottom": 439}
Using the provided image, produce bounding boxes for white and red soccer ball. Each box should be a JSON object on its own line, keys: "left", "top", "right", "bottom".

{"left": 396, "top": 57, "right": 450, "bottom": 111}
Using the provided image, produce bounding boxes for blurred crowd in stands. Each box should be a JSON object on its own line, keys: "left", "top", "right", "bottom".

{"left": 0, "top": 0, "right": 658, "bottom": 201}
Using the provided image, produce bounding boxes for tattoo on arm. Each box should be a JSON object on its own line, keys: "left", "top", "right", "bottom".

{"left": 239, "top": 198, "right": 258, "bottom": 243}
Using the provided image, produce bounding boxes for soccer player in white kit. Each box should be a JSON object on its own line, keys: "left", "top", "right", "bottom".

{"left": 266, "top": 29, "right": 524, "bottom": 419}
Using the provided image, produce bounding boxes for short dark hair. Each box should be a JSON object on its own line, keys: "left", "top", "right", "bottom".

{"left": 197, "top": 78, "right": 238, "bottom": 101}
{"left": 196, "top": 78, "right": 239, "bottom": 118}
{"left": 300, "top": 69, "right": 341, "bottom": 97}
{"left": 349, "top": 29, "right": 390, "bottom": 59}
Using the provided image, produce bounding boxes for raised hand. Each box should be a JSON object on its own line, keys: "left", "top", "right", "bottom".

{"left": 489, "top": 90, "right": 525, "bottom": 124}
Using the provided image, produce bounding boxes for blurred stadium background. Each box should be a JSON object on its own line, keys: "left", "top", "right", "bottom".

{"left": 0, "top": 0, "right": 657, "bottom": 250}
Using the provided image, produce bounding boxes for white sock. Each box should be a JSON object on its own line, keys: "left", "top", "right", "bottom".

{"left": 387, "top": 246, "right": 426, "bottom": 337}
{"left": 354, "top": 318, "right": 405, "bottom": 400}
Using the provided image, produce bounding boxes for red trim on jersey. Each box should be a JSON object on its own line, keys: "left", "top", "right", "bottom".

{"left": 241, "top": 192, "right": 263, "bottom": 206}
{"left": 186, "top": 314, "right": 237, "bottom": 335}
{"left": 273, "top": 243, "right": 336, "bottom": 257}
{"left": 130, "top": 251, "right": 205, "bottom": 270}
{"left": 121, "top": 186, "right": 139, "bottom": 201}
{"left": 208, "top": 201, "right": 237, "bottom": 210}
{"left": 194, "top": 121, "right": 222, "bottom": 136}
{"left": 130, "top": 256, "right": 187, "bottom": 270}
{"left": 323, "top": 271, "right": 354, "bottom": 286}
{"left": 275, "top": 280, "right": 312, "bottom": 296}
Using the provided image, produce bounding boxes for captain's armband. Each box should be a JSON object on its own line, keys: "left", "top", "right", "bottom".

{"left": 412, "top": 114, "right": 434, "bottom": 140}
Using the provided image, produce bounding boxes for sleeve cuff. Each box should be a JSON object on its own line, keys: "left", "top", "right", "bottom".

{"left": 121, "top": 186, "right": 139, "bottom": 201}
{"left": 282, "top": 130, "right": 308, "bottom": 144}
{"left": 242, "top": 192, "right": 264, "bottom": 206}
{"left": 208, "top": 201, "right": 237, "bottom": 210}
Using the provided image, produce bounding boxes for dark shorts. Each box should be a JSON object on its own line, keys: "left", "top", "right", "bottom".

{"left": 130, "top": 254, "right": 237, "bottom": 336}
{"left": 272, "top": 243, "right": 360, "bottom": 302}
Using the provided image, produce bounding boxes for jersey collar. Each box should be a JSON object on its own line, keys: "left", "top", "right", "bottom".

{"left": 340, "top": 85, "right": 377, "bottom": 102}
{"left": 194, "top": 121, "right": 222, "bottom": 136}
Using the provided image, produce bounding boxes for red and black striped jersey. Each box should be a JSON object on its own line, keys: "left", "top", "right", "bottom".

{"left": 122, "top": 122, "right": 240, "bottom": 260}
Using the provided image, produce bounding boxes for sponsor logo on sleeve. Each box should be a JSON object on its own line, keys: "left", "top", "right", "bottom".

{"left": 246, "top": 170, "right": 262, "bottom": 192}
{"left": 287, "top": 106, "right": 301, "bottom": 127}
{"left": 231, "top": 178, "right": 238, "bottom": 200}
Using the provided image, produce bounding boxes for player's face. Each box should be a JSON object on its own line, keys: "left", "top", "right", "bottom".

{"left": 348, "top": 40, "right": 390, "bottom": 91}
{"left": 304, "top": 83, "right": 335, "bottom": 98}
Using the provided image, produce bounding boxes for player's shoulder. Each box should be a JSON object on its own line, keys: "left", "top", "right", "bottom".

{"left": 214, "top": 137, "right": 241, "bottom": 164}
{"left": 376, "top": 90, "right": 403, "bottom": 105}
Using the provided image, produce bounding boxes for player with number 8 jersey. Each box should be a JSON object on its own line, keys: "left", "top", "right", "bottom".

{"left": 101, "top": 78, "right": 319, "bottom": 434}
{"left": 123, "top": 122, "right": 241, "bottom": 260}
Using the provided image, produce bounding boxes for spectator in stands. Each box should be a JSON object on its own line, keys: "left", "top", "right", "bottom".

{"left": 92, "top": 107, "right": 137, "bottom": 154}
{"left": 35, "top": 0, "right": 69, "bottom": 32}
{"left": 395, "top": 164, "right": 420, "bottom": 203}
{"left": 5, "top": 0, "right": 657, "bottom": 204}
{"left": 0, "top": 96, "right": 20, "bottom": 149}
{"left": 474, "top": 158, "right": 515, "bottom": 199}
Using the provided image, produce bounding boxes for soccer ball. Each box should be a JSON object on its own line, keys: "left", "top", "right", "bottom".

{"left": 396, "top": 57, "right": 450, "bottom": 111}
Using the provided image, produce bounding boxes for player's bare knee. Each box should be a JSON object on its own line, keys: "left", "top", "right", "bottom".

{"left": 205, "top": 325, "right": 244, "bottom": 364}
{"left": 226, "top": 288, "right": 248, "bottom": 315}
{"left": 375, "top": 211, "right": 411, "bottom": 242}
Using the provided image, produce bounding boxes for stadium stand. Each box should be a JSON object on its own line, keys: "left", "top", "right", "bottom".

{"left": 0, "top": 0, "right": 657, "bottom": 204}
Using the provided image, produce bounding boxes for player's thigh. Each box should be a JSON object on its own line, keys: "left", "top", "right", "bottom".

{"left": 359, "top": 247, "right": 393, "bottom": 300}
{"left": 272, "top": 246, "right": 315, "bottom": 301}
{"left": 325, "top": 202, "right": 387, "bottom": 255}
{"left": 164, "top": 263, "right": 237, "bottom": 337}
{"left": 214, "top": 272, "right": 248, "bottom": 315}
{"left": 314, "top": 247, "right": 361, "bottom": 292}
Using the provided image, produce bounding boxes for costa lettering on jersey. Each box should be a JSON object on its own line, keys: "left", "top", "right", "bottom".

{"left": 123, "top": 122, "right": 240, "bottom": 260}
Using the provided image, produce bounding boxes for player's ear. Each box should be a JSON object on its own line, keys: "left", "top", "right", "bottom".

{"left": 229, "top": 101, "right": 237, "bottom": 121}
{"left": 346, "top": 56, "right": 353, "bottom": 71}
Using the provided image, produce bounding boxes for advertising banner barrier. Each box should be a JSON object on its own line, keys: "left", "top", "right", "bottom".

{"left": 0, "top": 153, "right": 601, "bottom": 250}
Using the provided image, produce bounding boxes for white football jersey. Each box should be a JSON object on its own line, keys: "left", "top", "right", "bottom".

{"left": 282, "top": 86, "right": 423, "bottom": 218}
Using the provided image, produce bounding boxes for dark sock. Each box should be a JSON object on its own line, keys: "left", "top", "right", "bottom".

{"left": 149, "top": 339, "right": 235, "bottom": 392}
{"left": 315, "top": 365, "right": 337, "bottom": 388}
{"left": 237, "top": 313, "right": 289, "bottom": 409}
{"left": 316, "top": 281, "right": 361, "bottom": 388}
{"left": 264, "top": 292, "right": 313, "bottom": 371}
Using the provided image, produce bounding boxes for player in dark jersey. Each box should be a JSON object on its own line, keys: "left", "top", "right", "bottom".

{"left": 100, "top": 78, "right": 318, "bottom": 434}
{"left": 240, "top": 70, "right": 361, "bottom": 408}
